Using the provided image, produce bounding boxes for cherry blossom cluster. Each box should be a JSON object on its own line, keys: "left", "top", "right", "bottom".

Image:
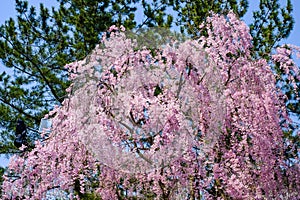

{"left": 2, "top": 12, "right": 299, "bottom": 199}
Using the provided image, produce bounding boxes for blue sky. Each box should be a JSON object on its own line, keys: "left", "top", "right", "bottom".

{"left": 0, "top": 0, "right": 300, "bottom": 167}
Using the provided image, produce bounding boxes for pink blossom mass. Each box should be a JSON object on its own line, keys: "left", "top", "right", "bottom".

{"left": 2, "top": 12, "right": 300, "bottom": 199}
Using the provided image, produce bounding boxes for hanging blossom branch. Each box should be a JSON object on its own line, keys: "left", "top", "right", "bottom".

{"left": 2, "top": 12, "right": 300, "bottom": 200}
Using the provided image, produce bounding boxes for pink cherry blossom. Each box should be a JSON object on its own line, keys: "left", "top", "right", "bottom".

{"left": 2, "top": 12, "right": 299, "bottom": 199}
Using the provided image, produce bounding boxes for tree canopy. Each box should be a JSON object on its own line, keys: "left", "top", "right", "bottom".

{"left": 2, "top": 13, "right": 300, "bottom": 199}
{"left": 0, "top": 0, "right": 172, "bottom": 154}
{"left": 0, "top": 0, "right": 299, "bottom": 198}
{"left": 0, "top": 0, "right": 296, "bottom": 155}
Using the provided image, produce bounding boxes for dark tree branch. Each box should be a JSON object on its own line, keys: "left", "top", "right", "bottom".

{"left": 0, "top": 98, "right": 39, "bottom": 122}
